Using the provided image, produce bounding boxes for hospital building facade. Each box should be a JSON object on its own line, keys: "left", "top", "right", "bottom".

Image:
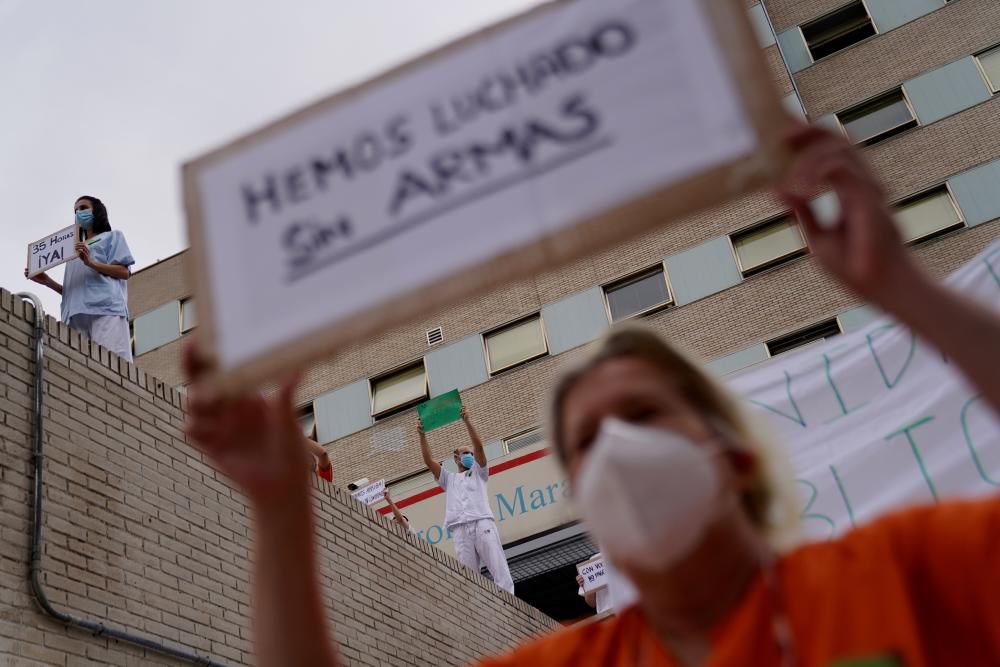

{"left": 127, "top": 0, "right": 1000, "bottom": 621}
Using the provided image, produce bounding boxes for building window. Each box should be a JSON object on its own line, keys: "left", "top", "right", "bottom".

{"left": 603, "top": 267, "right": 672, "bottom": 322}
{"left": 894, "top": 187, "right": 965, "bottom": 245}
{"left": 837, "top": 89, "right": 918, "bottom": 146}
{"left": 180, "top": 297, "right": 197, "bottom": 333}
{"left": 484, "top": 315, "right": 548, "bottom": 374}
{"left": 766, "top": 319, "right": 842, "bottom": 357}
{"left": 371, "top": 361, "right": 428, "bottom": 418}
{"left": 976, "top": 45, "right": 1000, "bottom": 93}
{"left": 503, "top": 427, "right": 545, "bottom": 454}
{"left": 298, "top": 405, "right": 316, "bottom": 440}
{"left": 731, "top": 216, "right": 808, "bottom": 277}
{"left": 801, "top": 1, "right": 876, "bottom": 61}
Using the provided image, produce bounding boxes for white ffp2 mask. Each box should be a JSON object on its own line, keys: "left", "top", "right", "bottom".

{"left": 574, "top": 418, "right": 721, "bottom": 572}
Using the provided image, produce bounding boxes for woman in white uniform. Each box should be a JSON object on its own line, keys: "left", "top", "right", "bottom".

{"left": 26, "top": 195, "right": 135, "bottom": 361}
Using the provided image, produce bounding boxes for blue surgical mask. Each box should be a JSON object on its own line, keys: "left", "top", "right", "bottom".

{"left": 460, "top": 453, "right": 475, "bottom": 470}
{"left": 76, "top": 209, "right": 94, "bottom": 229}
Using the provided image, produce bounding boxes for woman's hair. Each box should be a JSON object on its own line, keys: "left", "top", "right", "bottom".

{"left": 76, "top": 195, "right": 112, "bottom": 235}
{"left": 548, "top": 325, "right": 801, "bottom": 551}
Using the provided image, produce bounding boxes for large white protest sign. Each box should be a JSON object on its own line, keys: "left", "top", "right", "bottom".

{"left": 730, "top": 240, "right": 1000, "bottom": 541}
{"left": 351, "top": 479, "right": 386, "bottom": 506}
{"left": 576, "top": 555, "right": 607, "bottom": 593}
{"left": 184, "top": 0, "right": 789, "bottom": 390}
{"left": 26, "top": 225, "right": 78, "bottom": 278}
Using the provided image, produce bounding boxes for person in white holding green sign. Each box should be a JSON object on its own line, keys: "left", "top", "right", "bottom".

{"left": 25, "top": 195, "right": 134, "bottom": 361}
{"left": 418, "top": 407, "right": 514, "bottom": 594}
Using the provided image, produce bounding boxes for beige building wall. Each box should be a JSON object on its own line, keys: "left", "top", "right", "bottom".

{"left": 0, "top": 289, "right": 558, "bottom": 667}
{"left": 129, "top": 251, "right": 192, "bottom": 319}
{"left": 125, "top": 0, "right": 1000, "bottom": 488}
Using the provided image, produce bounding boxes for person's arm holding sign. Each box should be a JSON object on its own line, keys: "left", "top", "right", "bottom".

{"left": 383, "top": 489, "right": 410, "bottom": 531}
{"left": 75, "top": 239, "right": 130, "bottom": 280}
{"left": 184, "top": 351, "right": 339, "bottom": 667}
{"left": 576, "top": 575, "right": 597, "bottom": 610}
{"left": 462, "top": 407, "right": 488, "bottom": 470}
{"left": 24, "top": 269, "right": 63, "bottom": 294}
{"left": 306, "top": 438, "right": 333, "bottom": 482}
{"left": 417, "top": 417, "right": 442, "bottom": 482}
{"left": 775, "top": 124, "right": 1000, "bottom": 414}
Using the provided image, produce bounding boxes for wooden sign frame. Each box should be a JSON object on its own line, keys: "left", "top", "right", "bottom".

{"left": 184, "top": 0, "right": 792, "bottom": 392}
{"left": 26, "top": 224, "right": 80, "bottom": 278}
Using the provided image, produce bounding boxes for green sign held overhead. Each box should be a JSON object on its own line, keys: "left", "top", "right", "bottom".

{"left": 417, "top": 390, "right": 463, "bottom": 432}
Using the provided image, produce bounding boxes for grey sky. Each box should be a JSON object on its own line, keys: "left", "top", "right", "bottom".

{"left": 1, "top": 0, "right": 535, "bottom": 317}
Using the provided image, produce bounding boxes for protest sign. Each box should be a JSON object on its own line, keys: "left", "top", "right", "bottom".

{"left": 729, "top": 240, "right": 1000, "bottom": 540}
{"left": 351, "top": 479, "right": 386, "bottom": 506}
{"left": 417, "top": 389, "right": 463, "bottom": 432}
{"left": 576, "top": 555, "right": 607, "bottom": 593}
{"left": 26, "top": 224, "right": 78, "bottom": 278}
{"left": 183, "top": 0, "right": 790, "bottom": 391}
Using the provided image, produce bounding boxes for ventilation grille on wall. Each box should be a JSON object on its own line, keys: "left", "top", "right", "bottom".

{"left": 426, "top": 326, "right": 444, "bottom": 346}
{"left": 505, "top": 427, "right": 545, "bottom": 454}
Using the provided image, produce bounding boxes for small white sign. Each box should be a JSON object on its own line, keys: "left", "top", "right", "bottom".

{"left": 26, "top": 225, "right": 78, "bottom": 277}
{"left": 351, "top": 479, "right": 386, "bottom": 506}
{"left": 577, "top": 555, "right": 607, "bottom": 593}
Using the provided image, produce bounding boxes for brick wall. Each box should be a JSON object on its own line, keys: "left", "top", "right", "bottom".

{"left": 794, "top": 0, "right": 1000, "bottom": 117}
{"left": 0, "top": 289, "right": 558, "bottom": 667}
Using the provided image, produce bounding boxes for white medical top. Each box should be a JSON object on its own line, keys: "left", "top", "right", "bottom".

{"left": 437, "top": 462, "right": 495, "bottom": 529}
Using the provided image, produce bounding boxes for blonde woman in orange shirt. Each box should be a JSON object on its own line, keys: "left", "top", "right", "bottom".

{"left": 184, "top": 125, "right": 1000, "bottom": 666}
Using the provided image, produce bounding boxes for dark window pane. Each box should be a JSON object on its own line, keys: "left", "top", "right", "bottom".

{"left": 840, "top": 92, "right": 915, "bottom": 145}
{"left": 766, "top": 319, "right": 841, "bottom": 356}
{"left": 606, "top": 270, "right": 670, "bottom": 322}
{"left": 803, "top": 2, "right": 876, "bottom": 60}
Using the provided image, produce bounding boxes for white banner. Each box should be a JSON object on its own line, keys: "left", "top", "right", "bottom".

{"left": 731, "top": 240, "right": 1000, "bottom": 541}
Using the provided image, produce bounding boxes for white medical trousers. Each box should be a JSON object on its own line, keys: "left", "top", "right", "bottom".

{"left": 68, "top": 314, "right": 133, "bottom": 362}
{"left": 451, "top": 518, "right": 514, "bottom": 594}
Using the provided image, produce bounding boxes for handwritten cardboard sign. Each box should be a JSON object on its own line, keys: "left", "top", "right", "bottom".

{"left": 184, "top": 0, "right": 790, "bottom": 391}
{"left": 351, "top": 479, "right": 386, "bottom": 506}
{"left": 417, "top": 390, "right": 463, "bottom": 432}
{"left": 26, "top": 225, "right": 79, "bottom": 278}
{"left": 577, "top": 554, "right": 607, "bottom": 593}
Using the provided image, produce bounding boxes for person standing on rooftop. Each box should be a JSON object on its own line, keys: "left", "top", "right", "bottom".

{"left": 26, "top": 195, "right": 134, "bottom": 362}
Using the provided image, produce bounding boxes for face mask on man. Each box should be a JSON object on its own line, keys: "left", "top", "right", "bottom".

{"left": 573, "top": 418, "right": 722, "bottom": 572}
{"left": 76, "top": 209, "right": 94, "bottom": 229}
{"left": 460, "top": 453, "right": 475, "bottom": 470}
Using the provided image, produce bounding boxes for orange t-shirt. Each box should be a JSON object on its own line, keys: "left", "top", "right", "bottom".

{"left": 477, "top": 498, "right": 1000, "bottom": 666}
